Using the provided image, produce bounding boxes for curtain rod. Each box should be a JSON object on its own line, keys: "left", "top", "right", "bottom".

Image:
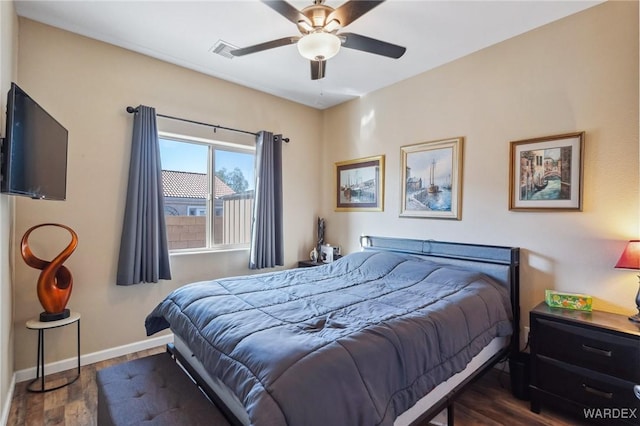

{"left": 125, "top": 106, "right": 289, "bottom": 143}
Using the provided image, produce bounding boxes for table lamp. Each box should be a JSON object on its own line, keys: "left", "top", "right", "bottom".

{"left": 614, "top": 240, "right": 640, "bottom": 323}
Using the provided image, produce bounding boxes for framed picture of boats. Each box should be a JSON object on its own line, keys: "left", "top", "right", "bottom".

{"left": 400, "top": 137, "right": 463, "bottom": 219}
{"left": 335, "top": 155, "right": 384, "bottom": 212}
{"left": 509, "top": 132, "right": 584, "bottom": 211}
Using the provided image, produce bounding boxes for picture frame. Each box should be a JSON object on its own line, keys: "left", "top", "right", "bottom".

{"left": 509, "top": 131, "right": 584, "bottom": 211}
{"left": 335, "top": 155, "right": 384, "bottom": 212}
{"left": 400, "top": 137, "right": 463, "bottom": 219}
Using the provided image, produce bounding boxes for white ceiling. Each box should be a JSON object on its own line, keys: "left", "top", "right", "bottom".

{"left": 14, "top": 0, "right": 603, "bottom": 110}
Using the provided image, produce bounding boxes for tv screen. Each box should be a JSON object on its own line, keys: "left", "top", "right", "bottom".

{"left": 1, "top": 82, "right": 68, "bottom": 200}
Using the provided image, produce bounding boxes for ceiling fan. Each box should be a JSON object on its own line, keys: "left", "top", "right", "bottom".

{"left": 230, "top": 0, "right": 406, "bottom": 80}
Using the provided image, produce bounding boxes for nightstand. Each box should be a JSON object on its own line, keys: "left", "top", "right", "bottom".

{"left": 529, "top": 302, "right": 640, "bottom": 425}
{"left": 298, "top": 256, "right": 342, "bottom": 268}
{"left": 298, "top": 260, "right": 326, "bottom": 268}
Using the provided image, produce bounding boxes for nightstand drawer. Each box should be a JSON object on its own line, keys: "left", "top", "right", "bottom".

{"left": 533, "top": 317, "right": 640, "bottom": 382}
{"left": 537, "top": 356, "right": 640, "bottom": 413}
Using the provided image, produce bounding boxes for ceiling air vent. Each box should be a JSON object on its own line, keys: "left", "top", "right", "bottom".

{"left": 211, "top": 40, "right": 238, "bottom": 59}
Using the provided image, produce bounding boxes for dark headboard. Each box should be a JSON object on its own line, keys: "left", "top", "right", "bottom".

{"left": 360, "top": 235, "right": 521, "bottom": 355}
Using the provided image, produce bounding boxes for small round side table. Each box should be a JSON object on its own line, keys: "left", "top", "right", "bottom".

{"left": 26, "top": 311, "right": 81, "bottom": 392}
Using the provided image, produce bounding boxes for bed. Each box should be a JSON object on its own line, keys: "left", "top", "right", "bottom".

{"left": 145, "top": 236, "right": 520, "bottom": 426}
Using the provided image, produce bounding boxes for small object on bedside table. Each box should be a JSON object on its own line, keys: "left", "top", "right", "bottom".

{"left": 310, "top": 247, "right": 318, "bottom": 262}
{"left": 321, "top": 244, "right": 334, "bottom": 263}
{"left": 317, "top": 217, "right": 325, "bottom": 256}
{"left": 544, "top": 290, "right": 592, "bottom": 311}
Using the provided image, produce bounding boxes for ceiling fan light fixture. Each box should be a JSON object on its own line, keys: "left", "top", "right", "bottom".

{"left": 324, "top": 19, "right": 341, "bottom": 33}
{"left": 297, "top": 20, "right": 313, "bottom": 33}
{"left": 297, "top": 32, "right": 341, "bottom": 60}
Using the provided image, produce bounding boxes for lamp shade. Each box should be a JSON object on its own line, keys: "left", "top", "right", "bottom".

{"left": 615, "top": 240, "right": 640, "bottom": 270}
{"left": 297, "top": 32, "right": 341, "bottom": 60}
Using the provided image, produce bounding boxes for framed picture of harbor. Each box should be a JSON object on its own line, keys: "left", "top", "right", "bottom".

{"left": 509, "top": 131, "right": 584, "bottom": 211}
{"left": 335, "top": 155, "right": 384, "bottom": 212}
{"left": 400, "top": 137, "right": 463, "bottom": 219}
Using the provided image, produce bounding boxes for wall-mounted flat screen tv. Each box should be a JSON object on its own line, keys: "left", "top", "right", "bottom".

{"left": 1, "top": 82, "right": 68, "bottom": 200}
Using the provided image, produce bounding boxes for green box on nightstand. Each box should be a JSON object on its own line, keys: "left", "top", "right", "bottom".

{"left": 545, "top": 290, "right": 592, "bottom": 311}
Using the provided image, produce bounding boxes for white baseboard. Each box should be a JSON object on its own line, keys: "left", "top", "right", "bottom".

{"left": 1, "top": 373, "right": 16, "bottom": 426}
{"left": 14, "top": 333, "right": 173, "bottom": 383}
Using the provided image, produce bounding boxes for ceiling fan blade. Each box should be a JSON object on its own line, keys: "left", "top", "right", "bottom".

{"left": 230, "top": 37, "right": 299, "bottom": 56}
{"left": 341, "top": 33, "right": 406, "bottom": 59}
{"left": 328, "top": 1, "right": 384, "bottom": 28}
{"left": 311, "top": 60, "right": 327, "bottom": 80}
{"left": 262, "top": 0, "right": 311, "bottom": 26}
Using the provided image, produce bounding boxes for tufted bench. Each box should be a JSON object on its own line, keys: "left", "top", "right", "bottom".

{"left": 96, "top": 351, "right": 231, "bottom": 426}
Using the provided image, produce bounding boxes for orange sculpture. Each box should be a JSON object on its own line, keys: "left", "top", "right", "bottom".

{"left": 21, "top": 223, "right": 78, "bottom": 322}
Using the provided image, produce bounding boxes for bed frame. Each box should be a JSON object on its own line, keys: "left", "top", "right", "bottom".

{"left": 168, "top": 236, "right": 520, "bottom": 426}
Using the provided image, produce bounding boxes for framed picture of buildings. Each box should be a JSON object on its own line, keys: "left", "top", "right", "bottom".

{"left": 509, "top": 132, "right": 584, "bottom": 211}
{"left": 335, "top": 155, "right": 384, "bottom": 212}
{"left": 400, "top": 137, "right": 463, "bottom": 219}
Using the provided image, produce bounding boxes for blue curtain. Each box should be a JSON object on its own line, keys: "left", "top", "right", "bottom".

{"left": 116, "top": 105, "right": 171, "bottom": 285}
{"left": 249, "top": 131, "right": 284, "bottom": 269}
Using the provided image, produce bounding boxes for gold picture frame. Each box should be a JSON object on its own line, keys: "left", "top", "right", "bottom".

{"left": 509, "top": 132, "right": 584, "bottom": 211}
{"left": 400, "top": 137, "right": 463, "bottom": 219}
{"left": 335, "top": 155, "right": 384, "bottom": 212}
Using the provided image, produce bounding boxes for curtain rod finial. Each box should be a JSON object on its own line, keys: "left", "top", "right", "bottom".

{"left": 126, "top": 106, "right": 137, "bottom": 114}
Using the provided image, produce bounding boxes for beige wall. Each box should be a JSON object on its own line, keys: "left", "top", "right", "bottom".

{"left": 0, "top": 0, "right": 17, "bottom": 420}
{"left": 13, "top": 19, "right": 323, "bottom": 370}
{"left": 321, "top": 1, "right": 639, "bottom": 332}
{"left": 9, "top": 1, "right": 639, "bottom": 373}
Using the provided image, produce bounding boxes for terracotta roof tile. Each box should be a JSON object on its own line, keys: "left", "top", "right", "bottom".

{"left": 161, "top": 170, "right": 235, "bottom": 199}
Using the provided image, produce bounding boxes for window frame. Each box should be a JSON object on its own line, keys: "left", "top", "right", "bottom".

{"left": 159, "top": 131, "right": 256, "bottom": 254}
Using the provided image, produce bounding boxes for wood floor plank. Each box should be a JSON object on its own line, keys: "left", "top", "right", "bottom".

{"left": 43, "top": 386, "right": 68, "bottom": 412}
{"left": 22, "top": 386, "right": 44, "bottom": 426}
{"left": 63, "top": 399, "right": 92, "bottom": 425}
{"left": 42, "top": 405, "right": 63, "bottom": 426}
{"left": 454, "top": 368, "right": 588, "bottom": 426}
{"left": 7, "top": 347, "right": 587, "bottom": 425}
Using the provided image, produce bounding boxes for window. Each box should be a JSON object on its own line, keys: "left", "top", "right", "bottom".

{"left": 187, "top": 206, "right": 206, "bottom": 216}
{"left": 159, "top": 133, "right": 255, "bottom": 251}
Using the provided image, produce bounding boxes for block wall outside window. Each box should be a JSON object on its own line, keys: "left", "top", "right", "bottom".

{"left": 165, "top": 216, "right": 206, "bottom": 250}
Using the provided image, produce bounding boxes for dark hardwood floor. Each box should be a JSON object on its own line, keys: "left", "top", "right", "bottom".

{"left": 451, "top": 364, "right": 587, "bottom": 426}
{"left": 8, "top": 346, "right": 166, "bottom": 426}
{"left": 8, "top": 348, "right": 586, "bottom": 425}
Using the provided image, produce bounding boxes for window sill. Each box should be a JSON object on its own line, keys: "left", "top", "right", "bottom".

{"left": 169, "top": 247, "right": 250, "bottom": 257}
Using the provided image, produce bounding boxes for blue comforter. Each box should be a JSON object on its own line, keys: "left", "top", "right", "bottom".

{"left": 146, "top": 251, "right": 512, "bottom": 426}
